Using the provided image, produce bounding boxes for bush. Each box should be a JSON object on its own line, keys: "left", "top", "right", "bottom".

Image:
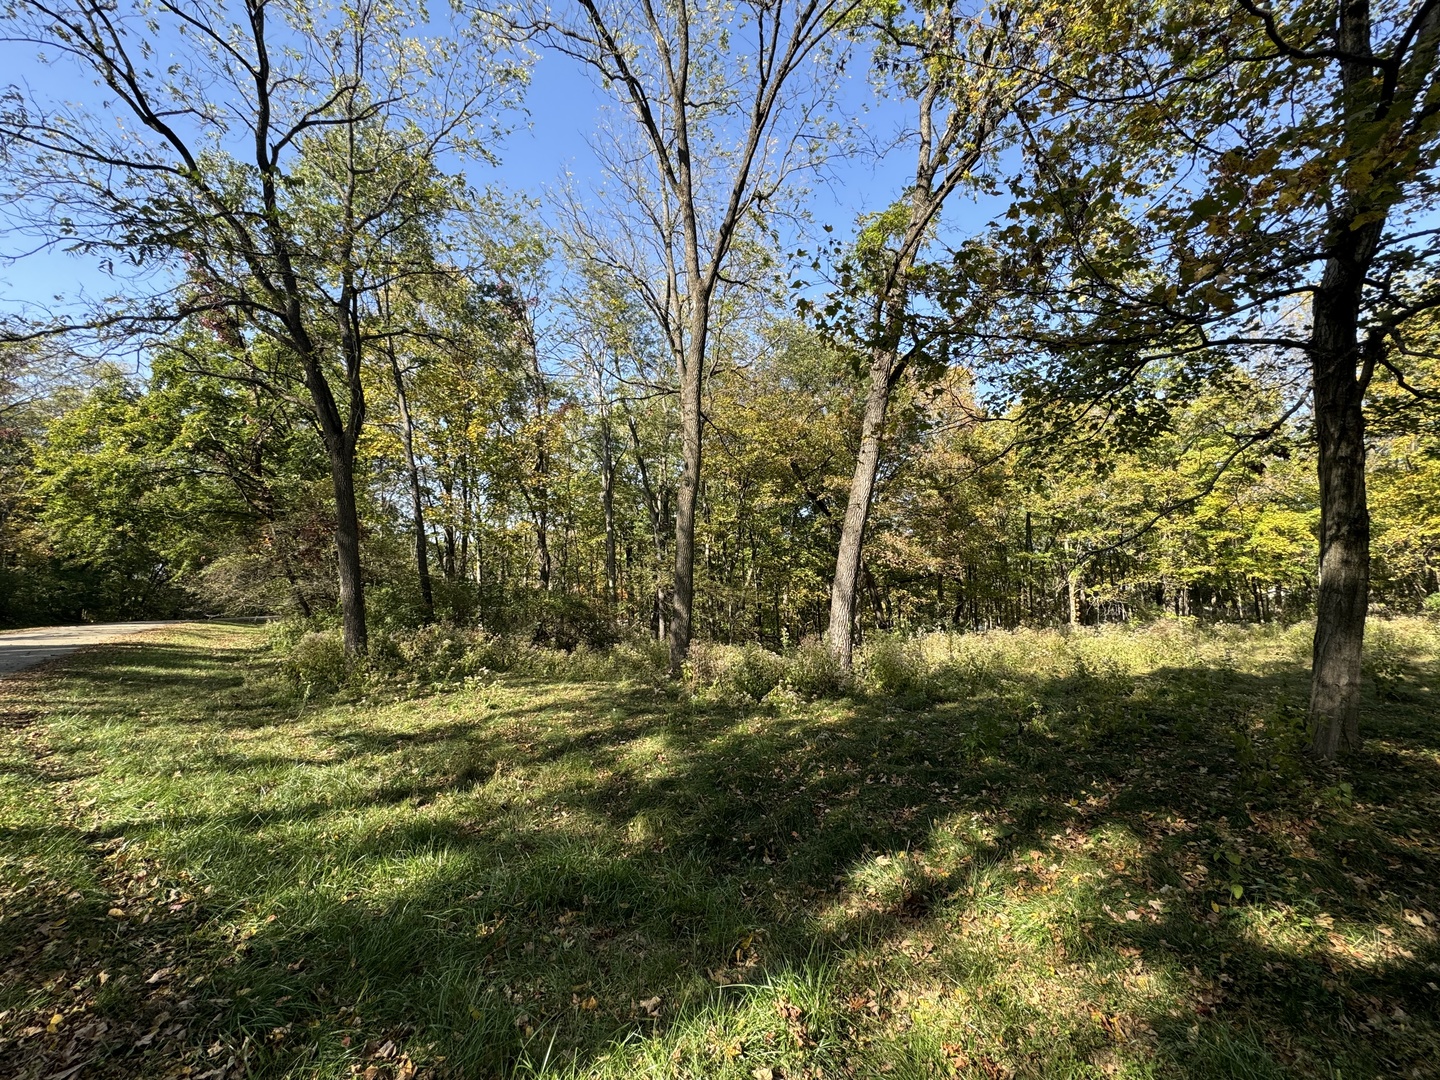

{"left": 280, "top": 629, "right": 350, "bottom": 692}
{"left": 785, "top": 636, "right": 846, "bottom": 699}
{"left": 1424, "top": 592, "right": 1440, "bottom": 618}
{"left": 1363, "top": 622, "right": 1406, "bottom": 701}
{"left": 856, "top": 634, "right": 934, "bottom": 702}
{"left": 520, "top": 593, "right": 619, "bottom": 651}
{"left": 369, "top": 623, "right": 482, "bottom": 685}
{"left": 684, "top": 641, "right": 728, "bottom": 690}
{"left": 608, "top": 637, "right": 670, "bottom": 680}
{"left": 735, "top": 643, "right": 789, "bottom": 700}
{"left": 687, "top": 638, "right": 846, "bottom": 701}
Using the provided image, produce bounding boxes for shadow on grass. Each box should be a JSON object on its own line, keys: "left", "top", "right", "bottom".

{"left": 2, "top": 626, "right": 1438, "bottom": 1079}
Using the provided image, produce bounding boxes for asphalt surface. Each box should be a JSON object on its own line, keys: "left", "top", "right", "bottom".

{"left": 0, "top": 622, "right": 179, "bottom": 677}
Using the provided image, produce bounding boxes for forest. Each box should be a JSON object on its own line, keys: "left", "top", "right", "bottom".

{"left": 2, "top": 0, "right": 1437, "bottom": 756}
{"left": 0, "top": 0, "right": 1439, "bottom": 1077}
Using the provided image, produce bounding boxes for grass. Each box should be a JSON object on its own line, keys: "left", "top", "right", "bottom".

{"left": 1, "top": 618, "right": 1438, "bottom": 1080}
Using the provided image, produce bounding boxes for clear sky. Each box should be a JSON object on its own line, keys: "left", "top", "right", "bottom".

{"left": 0, "top": 14, "right": 1003, "bottom": 326}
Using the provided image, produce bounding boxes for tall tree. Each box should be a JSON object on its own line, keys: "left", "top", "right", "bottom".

{"left": 821, "top": 0, "right": 1046, "bottom": 670}
{"left": 377, "top": 283, "right": 436, "bottom": 621}
{"left": 989, "top": 0, "right": 1440, "bottom": 756}
{"left": 533, "top": 0, "right": 861, "bottom": 673}
{"left": 0, "top": 0, "right": 523, "bottom": 653}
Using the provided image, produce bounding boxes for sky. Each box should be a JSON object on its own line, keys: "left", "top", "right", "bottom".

{"left": 0, "top": 10, "right": 1007, "bottom": 330}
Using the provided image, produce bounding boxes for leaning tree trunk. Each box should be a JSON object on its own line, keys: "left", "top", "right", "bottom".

{"left": 827, "top": 349, "right": 899, "bottom": 671}
{"left": 303, "top": 356, "right": 368, "bottom": 657}
{"left": 389, "top": 354, "right": 434, "bottom": 621}
{"left": 1308, "top": 265, "right": 1372, "bottom": 759}
{"left": 325, "top": 439, "right": 369, "bottom": 657}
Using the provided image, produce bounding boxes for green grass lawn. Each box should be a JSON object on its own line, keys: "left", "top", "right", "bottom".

{"left": 1, "top": 620, "right": 1438, "bottom": 1079}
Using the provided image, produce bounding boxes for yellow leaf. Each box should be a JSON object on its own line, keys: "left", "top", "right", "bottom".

{"left": 48, "top": 1013, "right": 64, "bottom": 1033}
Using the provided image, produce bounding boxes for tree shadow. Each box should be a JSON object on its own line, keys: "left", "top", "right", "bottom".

{"left": 2, "top": 630, "right": 1438, "bottom": 1078}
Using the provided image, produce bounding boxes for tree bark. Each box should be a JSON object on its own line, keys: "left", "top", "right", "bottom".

{"left": 669, "top": 331, "right": 705, "bottom": 674}
{"left": 389, "top": 350, "right": 433, "bottom": 621}
{"left": 1302, "top": 0, "right": 1409, "bottom": 759}
{"left": 600, "top": 413, "right": 618, "bottom": 607}
{"left": 822, "top": 24, "right": 1017, "bottom": 669}
{"left": 556, "top": 0, "right": 862, "bottom": 675}
{"left": 627, "top": 412, "right": 669, "bottom": 642}
{"left": 535, "top": 499, "right": 552, "bottom": 590}
{"left": 300, "top": 337, "right": 368, "bottom": 656}
{"left": 323, "top": 436, "right": 368, "bottom": 656}
{"left": 827, "top": 350, "right": 899, "bottom": 670}
{"left": 1307, "top": 263, "right": 1372, "bottom": 759}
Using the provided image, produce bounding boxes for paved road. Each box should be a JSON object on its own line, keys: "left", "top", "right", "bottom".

{"left": 0, "top": 622, "right": 180, "bottom": 677}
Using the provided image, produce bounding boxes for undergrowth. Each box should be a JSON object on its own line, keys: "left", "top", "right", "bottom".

{"left": 1, "top": 618, "right": 1437, "bottom": 1080}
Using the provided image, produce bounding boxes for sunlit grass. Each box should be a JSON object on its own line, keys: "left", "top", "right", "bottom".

{"left": 1, "top": 619, "right": 1437, "bottom": 1079}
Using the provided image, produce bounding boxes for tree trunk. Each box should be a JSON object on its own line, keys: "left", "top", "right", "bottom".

{"left": 1301, "top": 0, "right": 1407, "bottom": 758}
{"left": 827, "top": 349, "right": 898, "bottom": 670}
{"left": 600, "top": 415, "right": 618, "bottom": 607}
{"left": 389, "top": 353, "right": 433, "bottom": 621}
{"left": 524, "top": 322, "right": 552, "bottom": 593}
{"left": 302, "top": 351, "right": 367, "bottom": 656}
{"left": 535, "top": 501, "right": 551, "bottom": 590}
{"left": 1308, "top": 279, "right": 1371, "bottom": 759}
{"left": 325, "top": 440, "right": 368, "bottom": 656}
{"left": 821, "top": 21, "right": 1020, "bottom": 666}
{"left": 269, "top": 524, "right": 313, "bottom": 619}
{"left": 626, "top": 413, "right": 669, "bottom": 642}
{"left": 669, "top": 333, "right": 704, "bottom": 675}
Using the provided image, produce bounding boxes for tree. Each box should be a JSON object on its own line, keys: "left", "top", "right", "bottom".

{"left": 1, "top": 0, "right": 523, "bottom": 653}
{"left": 988, "top": 0, "right": 1440, "bottom": 756}
{"left": 0, "top": 340, "right": 90, "bottom": 623}
{"left": 820, "top": 0, "right": 1047, "bottom": 670}
{"left": 533, "top": 0, "right": 862, "bottom": 673}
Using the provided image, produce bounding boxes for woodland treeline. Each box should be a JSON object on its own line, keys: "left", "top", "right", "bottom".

{"left": 1, "top": 0, "right": 1437, "bottom": 759}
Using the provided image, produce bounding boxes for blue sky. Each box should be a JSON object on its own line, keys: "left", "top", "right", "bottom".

{"left": 0, "top": 16, "right": 1002, "bottom": 324}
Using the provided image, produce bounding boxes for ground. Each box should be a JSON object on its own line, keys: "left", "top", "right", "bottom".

{"left": 0, "top": 620, "right": 1437, "bottom": 1079}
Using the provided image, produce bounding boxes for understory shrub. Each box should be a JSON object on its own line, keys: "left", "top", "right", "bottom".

{"left": 518, "top": 592, "right": 620, "bottom": 651}
{"left": 369, "top": 623, "right": 482, "bottom": 684}
{"left": 280, "top": 629, "right": 350, "bottom": 692}
{"left": 687, "top": 638, "right": 844, "bottom": 702}
{"left": 855, "top": 634, "right": 934, "bottom": 702}
{"left": 734, "top": 642, "right": 790, "bottom": 699}
{"left": 270, "top": 615, "right": 1440, "bottom": 714}
{"left": 784, "top": 636, "right": 847, "bottom": 698}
